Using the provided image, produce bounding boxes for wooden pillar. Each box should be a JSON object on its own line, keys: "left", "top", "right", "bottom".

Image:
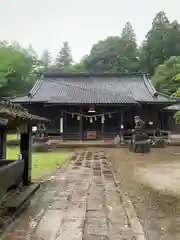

{"left": 120, "top": 110, "right": 124, "bottom": 144}
{"left": 120, "top": 110, "right": 124, "bottom": 130}
{"left": 136, "top": 104, "right": 142, "bottom": 117}
{"left": 0, "top": 127, "right": 7, "bottom": 159}
{"left": 160, "top": 110, "right": 163, "bottom": 130}
{"left": 101, "top": 116, "right": 105, "bottom": 142}
{"left": 60, "top": 111, "right": 64, "bottom": 141}
{"left": 79, "top": 108, "right": 83, "bottom": 141}
{"left": 20, "top": 125, "right": 32, "bottom": 186}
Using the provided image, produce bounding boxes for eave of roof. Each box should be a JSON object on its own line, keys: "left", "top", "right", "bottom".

{"left": 0, "top": 100, "right": 49, "bottom": 123}
{"left": 164, "top": 103, "right": 180, "bottom": 111}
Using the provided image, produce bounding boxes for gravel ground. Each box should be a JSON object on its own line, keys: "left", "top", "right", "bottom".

{"left": 107, "top": 146, "right": 180, "bottom": 240}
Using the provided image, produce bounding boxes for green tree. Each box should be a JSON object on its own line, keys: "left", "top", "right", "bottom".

{"left": 170, "top": 74, "right": 180, "bottom": 124}
{"left": 47, "top": 56, "right": 87, "bottom": 73}
{"left": 67, "top": 63, "right": 87, "bottom": 73}
{"left": 119, "top": 22, "right": 140, "bottom": 72}
{"left": 121, "top": 21, "right": 137, "bottom": 42}
{"left": 84, "top": 37, "right": 122, "bottom": 72}
{"left": 55, "top": 42, "right": 73, "bottom": 71}
{"left": 84, "top": 22, "right": 140, "bottom": 73}
{"left": 153, "top": 56, "right": 180, "bottom": 95}
{"left": 0, "top": 42, "right": 40, "bottom": 96}
{"left": 140, "top": 11, "right": 180, "bottom": 74}
{"left": 152, "top": 11, "right": 169, "bottom": 26}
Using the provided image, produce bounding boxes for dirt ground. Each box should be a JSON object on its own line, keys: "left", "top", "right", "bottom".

{"left": 106, "top": 146, "right": 180, "bottom": 240}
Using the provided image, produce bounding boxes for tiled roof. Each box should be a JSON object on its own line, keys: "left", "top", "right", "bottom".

{"left": 11, "top": 73, "right": 175, "bottom": 104}
{"left": 0, "top": 100, "right": 49, "bottom": 123}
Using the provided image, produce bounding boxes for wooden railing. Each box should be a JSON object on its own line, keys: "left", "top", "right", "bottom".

{"left": 63, "top": 132, "right": 81, "bottom": 140}
{"left": 104, "top": 132, "right": 117, "bottom": 139}
{"left": 46, "top": 128, "right": 170, "bottom": 141}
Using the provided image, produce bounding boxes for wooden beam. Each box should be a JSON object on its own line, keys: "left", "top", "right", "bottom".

{"left": 120, "top": 110, "right": 124, "bottom": 145}
{"left": 79, "top": 108, "right": 83, "bottom": 141}
{"left": 159, "top": 110, "right": 163, "bottom": 130}
{"left": 101, "top": 116, "right": 105, "bottom": 141}
{"left": 20, "top": 125, "right": 32, "bottom": 186}
{"left": 60, "top": 111, "right": 64, "bottom": 141}
{"left": 120, "top": 110, "right": 124, "bottom": 130}
{"left": 0, "top": 127, "right": 7, "bottom": 159}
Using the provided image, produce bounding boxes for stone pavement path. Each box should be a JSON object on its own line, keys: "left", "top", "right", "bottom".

{"left": 3, "top": 150, "right": 135, "bottom": 240}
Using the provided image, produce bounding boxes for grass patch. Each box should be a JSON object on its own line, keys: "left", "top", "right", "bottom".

{"left": 7, "top": 134, "right": 18, "bottom": 141}
{"left": 7, "top": 147, "right": 72, "bottom": 180}
{"left": 7, "top": 147, "right": 20, "bottom": 160}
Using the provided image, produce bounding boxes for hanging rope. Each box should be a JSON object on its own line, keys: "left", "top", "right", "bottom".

{"left": 62, "top": 110, "right": 121, "bottom": 118}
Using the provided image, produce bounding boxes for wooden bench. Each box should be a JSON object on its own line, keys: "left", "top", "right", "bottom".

{"left": 151, "top": 136, "right": 166, "bottom": 148}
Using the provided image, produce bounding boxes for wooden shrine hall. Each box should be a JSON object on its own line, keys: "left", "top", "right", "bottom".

{"left": 11, "top": 72, "right": 177, "bottom": 141}
{"left": 0, "top": 100, "right": 48, "bottom": 202}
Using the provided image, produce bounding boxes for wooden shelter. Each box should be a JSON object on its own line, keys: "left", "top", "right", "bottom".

{"left": 11, "top": 72, "right": 177, "bottom": 141}
{"left": 0, "top": 100, "right": 48, "bottom": 200}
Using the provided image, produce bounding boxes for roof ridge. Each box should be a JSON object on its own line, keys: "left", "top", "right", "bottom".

{"left": 142, "top": 75, "right": 175, "bottom": 101}
{"left": 43, "top": 72, "right": 146, "bottom": 79}
{"left": 146, "top": 74, "right": 157, "bottom": 94}
{"left": 29, "top": 76, "right": 44, "bottom": 98}
{"left": 10, "top": 76, "right": 44, "bottom": 100}
{"left": 142, "top": 74, "right": 157, "bottom": 97}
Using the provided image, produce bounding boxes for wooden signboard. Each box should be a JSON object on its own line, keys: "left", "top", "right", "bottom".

{"left": 86, "top": 131, "right": 97, "bottom": 139}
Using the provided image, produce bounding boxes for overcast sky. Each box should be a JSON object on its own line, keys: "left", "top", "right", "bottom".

{"left": 0, "top": 0, "right": 180, "bottom": 62}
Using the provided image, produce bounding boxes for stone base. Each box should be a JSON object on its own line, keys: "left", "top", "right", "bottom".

{"left": 129, "top": 141, "right": 151, "bottom": 153}
{"left": 133, "top": 142, "right": 151, "bottom": 153}
{"left": 129, "top": 133, "right": 151, "bottom": 153}
{"left": 4, "top": 183, "right": 40, "bottom": 212}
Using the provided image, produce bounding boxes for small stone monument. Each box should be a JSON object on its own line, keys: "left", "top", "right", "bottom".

{"left": 114, "top": 135, "right": 120, "bottom": 146}
{"left": 129, "top": 116, "right": 151, "bottom": 153}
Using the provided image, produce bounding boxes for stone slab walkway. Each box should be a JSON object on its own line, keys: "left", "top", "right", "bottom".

{"left": 3, "top": 150, "right": 135, "bottom": 240}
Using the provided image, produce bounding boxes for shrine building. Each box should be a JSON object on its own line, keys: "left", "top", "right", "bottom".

{"left": 11, "top": 72, "right": 177, "bottom": 141}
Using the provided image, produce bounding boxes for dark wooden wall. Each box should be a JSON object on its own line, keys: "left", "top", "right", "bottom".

{"left": 21, "top": 103, "right": 172, "bottom": 139}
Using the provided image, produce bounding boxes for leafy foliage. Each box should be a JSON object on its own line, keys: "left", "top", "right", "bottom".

{"left": 174, "top": 111, "right": 180, "bottom": 124}
{"left": 84, "top": 22, "right": 140, "bottom": 73}
{"left": 0, "top": 42, "right": 41, "bottom": 97}
{"left": 140, "top": 11, "right": 180, "bottom": 74}
{"left": 153, "top": 56, "right": 180, "bottom": 123}
{"left": 153, "top": 56, "right": 180, "bottom": 95}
